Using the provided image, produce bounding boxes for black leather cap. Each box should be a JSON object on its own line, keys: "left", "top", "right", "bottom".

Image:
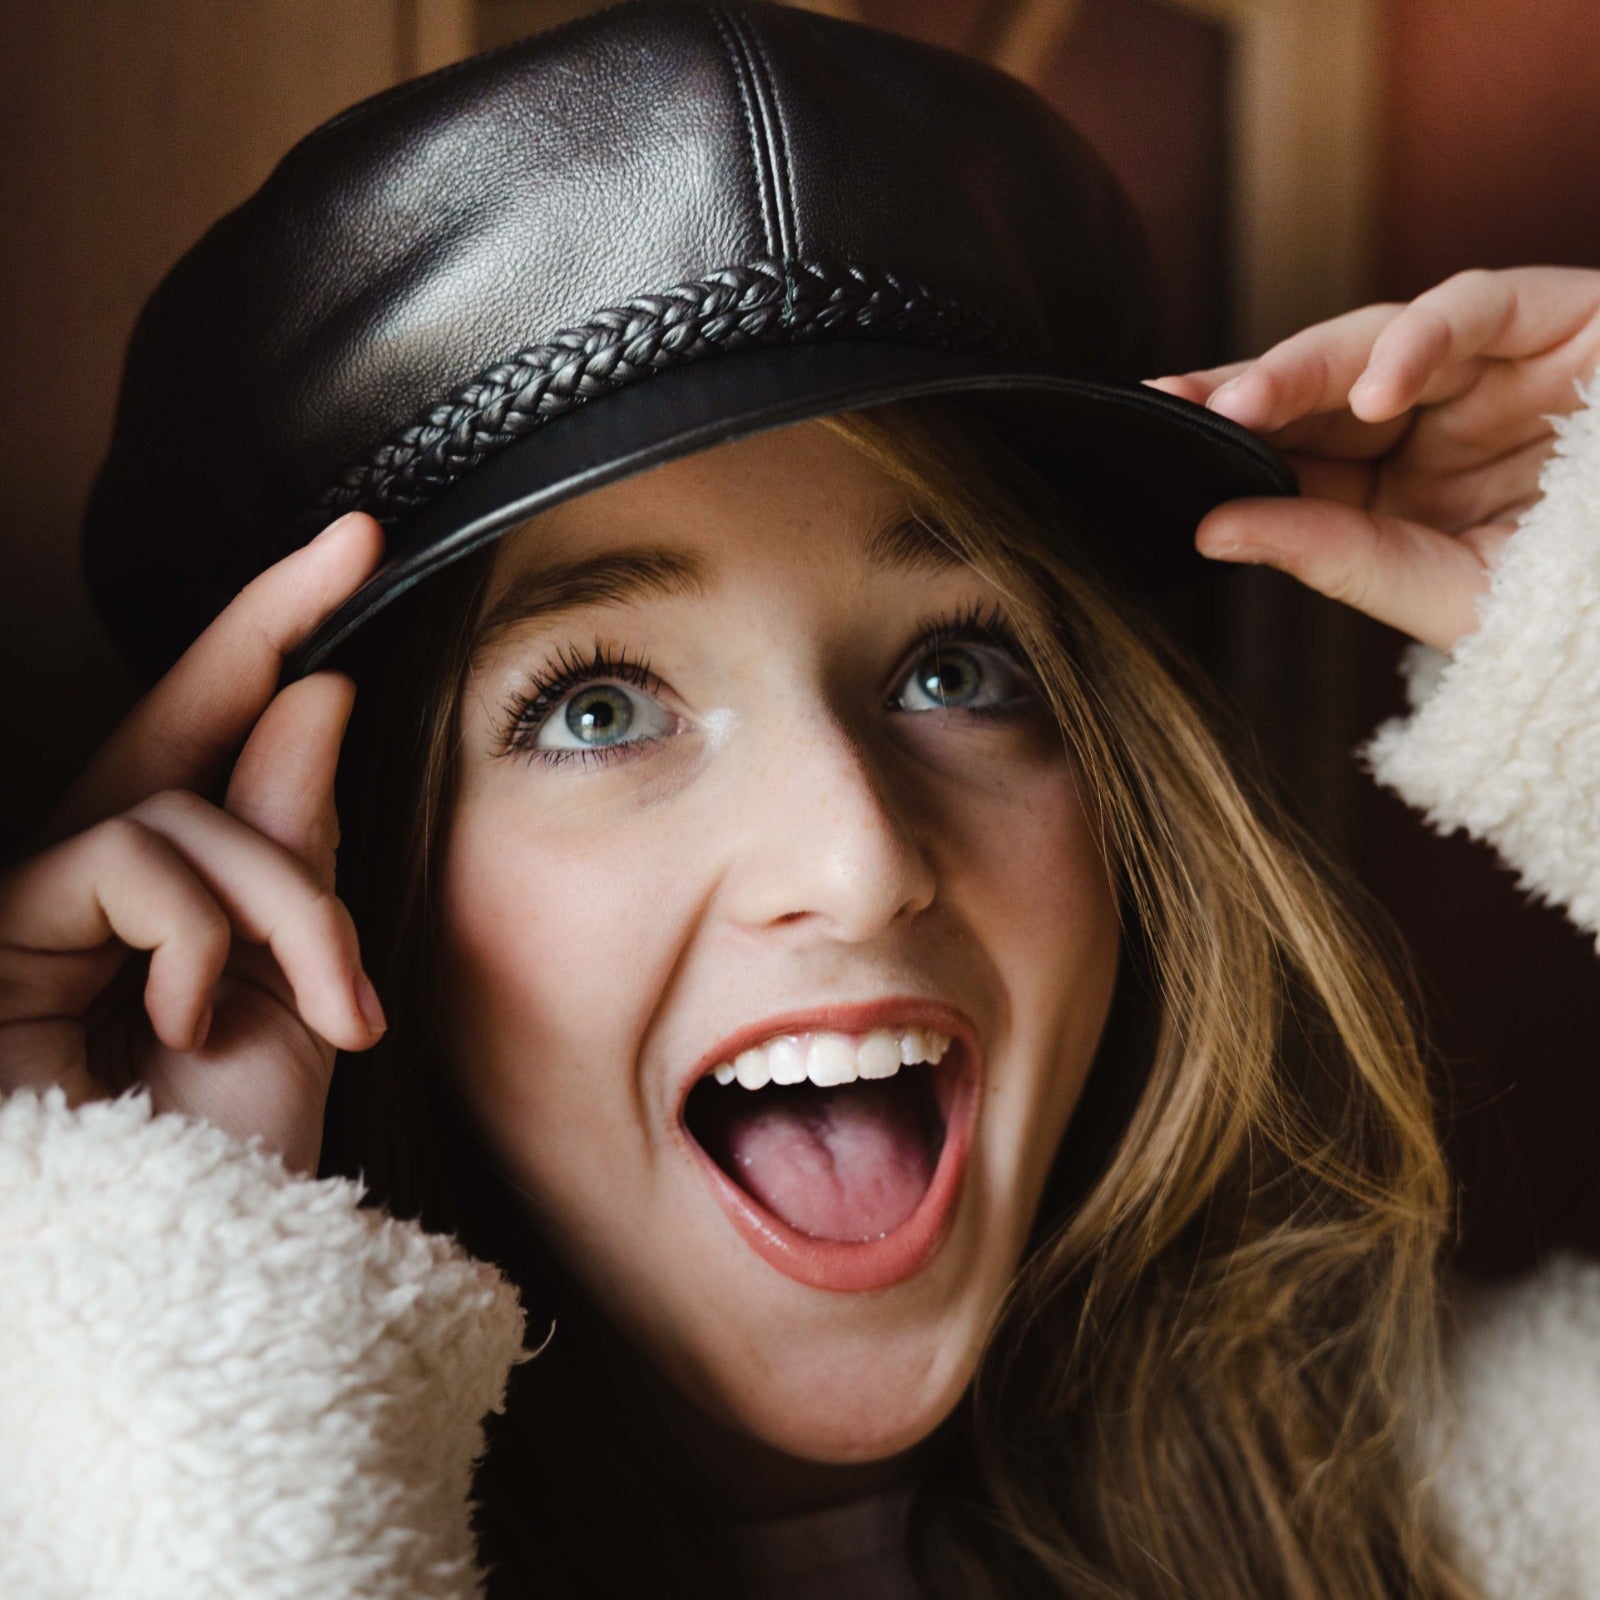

{"left": 84, "top": 0, "right": 1294, "bottom": 687}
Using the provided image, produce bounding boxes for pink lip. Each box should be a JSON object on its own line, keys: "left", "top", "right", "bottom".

{"left": 673, "top": 997, "right": 983, "bottom": 1293}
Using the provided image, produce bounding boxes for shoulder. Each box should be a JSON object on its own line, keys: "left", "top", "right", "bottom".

{"left": 1427, "top": 1253, "right": 1600, "bottom": 1600}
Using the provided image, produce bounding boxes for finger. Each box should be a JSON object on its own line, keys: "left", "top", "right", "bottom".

{"left": 224, "top": 672, "right": 356, "bottom": 892}
{"left": 0, "top": 817, "right": 232, "bottom": 1052}
{"left": 1400, "top": 340, "right": 1597, "bottom": 473}
{"left": 1243, "top": 400, "right": 1416, "bottom": 464}
{"left": 41, "top": 512, "right": 384, "bottom": 848}
{"left": 0, "top": 950, "right": 126, "bottom": 1105}
{"left": 123, "top": 789, "right": 382, "bottom": 1050}
{"left": 1260, "top": 338, "right": 1588, "bottom": 474}
{"left": 1194, "top": 496, "right": 1493, "bottom": 652}
{"left": 1143, "top": 362, "right": 1410, "bottom": 461}
{"left": 1142, "top": 361, "right": 1254, "bottom": 404}
{"left": 1270, "top": 425, "right": 1557, "bottom": 535}
{"left": 1351, "top": 267, "right": 1600, "bottom": 422}
{"left": 1200, "top": 302, "right": 1408, "bottom": 432}
{"left": 1370, "top": 432, "right": 1559, "bottom": 534}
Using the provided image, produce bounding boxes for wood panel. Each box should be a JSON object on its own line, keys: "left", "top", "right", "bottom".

{"left": 0, "top": 1, "right": 461, "bottom": 847}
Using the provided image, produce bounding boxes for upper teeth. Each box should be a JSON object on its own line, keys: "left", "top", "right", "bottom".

{"left": 710, "top": 1027, "right": 951, "bottom": 1090}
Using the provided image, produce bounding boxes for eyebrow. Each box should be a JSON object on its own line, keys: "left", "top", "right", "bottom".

{"left": 470, "top": 510, "right": 962, "bottom": 657}
{"left": 473, "top": 544, "right": 708, "bottom": 658}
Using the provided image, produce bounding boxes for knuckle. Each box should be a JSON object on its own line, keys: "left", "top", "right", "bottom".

{"left": 303, "top": 812, "right": 342, "bottom": 862}
{"left": 1406, "top": 303, "right": 1455, "bottom": 351}
{"left": 1447, "top": 266, "right": 1495, "bottom": 292}
{"left": 1317, "top": 555, "right": 1368, "bottom": 608}
{"left": 95, "top": 813, "right": 164, "bottom": 866}
{"left": 1305, "top": 531, "right": 1377, "bottom": 609}
{"left": 1428, "top": 267, "right": 1494, "bottom": 306}
{"left": 190, "top": 896, "right": 233, "bottom": 952}
{"left": 134, "top": 787, "right": 213, "bottom": 831}
{"left": 1424, "top": 403, "right": 1493, "bottom": 454}
{"left": 1299, "top": 346, "right": 1334, "bottom": 404}
{"left": 155, "top": 786, "right": 211, "bottom": 819}
{"left": 1249, "top": 359, "right": 1286, "bottom": 405}
{"left": 1381, "top": 294, "right": 1443, "bottom": 342}
{"left": 305, "top": 885, "right": 357, "bottom": 952}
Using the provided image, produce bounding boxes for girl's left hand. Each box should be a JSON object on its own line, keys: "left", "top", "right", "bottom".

{"left": 1144, "top": 266, "right": 1600, "bottom": 651}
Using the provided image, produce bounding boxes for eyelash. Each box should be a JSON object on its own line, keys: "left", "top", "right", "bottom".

{"left": 492, "top": 598, "right": 1035, "bottom": 768}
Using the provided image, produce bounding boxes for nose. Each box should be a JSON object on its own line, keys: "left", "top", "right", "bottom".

{"left": 724, "top": 705, "right": 937, "bottom": 943}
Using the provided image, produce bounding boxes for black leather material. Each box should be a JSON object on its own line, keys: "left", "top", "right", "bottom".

{"left": 82, "top": 0, "right": 1295, "bottom": 686}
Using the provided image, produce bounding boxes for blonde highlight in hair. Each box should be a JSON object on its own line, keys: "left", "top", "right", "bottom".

{"left": 332, "top": 395, "right": 1478, "bottom": 1596}
{"left": 807, "top": 400, "right": 1475, "bottom": 1598}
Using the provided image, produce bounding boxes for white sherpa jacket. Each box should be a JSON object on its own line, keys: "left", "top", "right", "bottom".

{"left": 4, "top": 373, "right": 1600, "bottom": 1600}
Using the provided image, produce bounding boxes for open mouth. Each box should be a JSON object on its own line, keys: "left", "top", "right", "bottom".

{"left": 677, "top": 1010, "right": 981, "bottom": 1292}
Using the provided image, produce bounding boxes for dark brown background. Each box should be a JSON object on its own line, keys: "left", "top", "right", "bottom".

{"left": 3, "top": 0, "right": 1596, "bottom": 1274}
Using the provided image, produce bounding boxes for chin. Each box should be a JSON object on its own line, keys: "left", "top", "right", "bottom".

{"left": 692, "top": 1311, "right": 986, "bottom": 1465}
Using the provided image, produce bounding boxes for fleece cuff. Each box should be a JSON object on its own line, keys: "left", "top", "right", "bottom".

{"left": 0, "top": 1087, "right": 529, "bottom": 1600}
{"left": 1430, "top": 1255, "right": 1600, "bottom": 1600}
{"left": 1360, "top": 366, "right": 1600, "bottom": 946}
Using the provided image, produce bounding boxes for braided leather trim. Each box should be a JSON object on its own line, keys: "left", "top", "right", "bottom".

{"left": 314, "top": 257, "right": 1017, "bottom": 528}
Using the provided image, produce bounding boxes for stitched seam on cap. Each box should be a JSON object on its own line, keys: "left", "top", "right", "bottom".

{"left": 720, "top": 8, "right": 789, "bottom": 264}
{"left": 709, "top": 6, "right": 778, "bottom": 260}
{"left": 729, "top": 8, "right": 797, "bottom": 268}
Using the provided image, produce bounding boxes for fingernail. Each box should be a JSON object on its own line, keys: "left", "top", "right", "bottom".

{"left": 1349, "top": 372, "right": 1385, "bottom": 413}
{"left": 354, "top": 971, "right": 387, "bottom": 1035}
{"left": 192, "top": 997, "right": 214, "bottom": 1051}
{"left": 1207, "top": 376, "right": 1253, "bottom": 418}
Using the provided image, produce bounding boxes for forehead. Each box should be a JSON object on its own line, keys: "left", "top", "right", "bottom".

{"left": 473, "top": 420, "right": 966, "bottom": 653}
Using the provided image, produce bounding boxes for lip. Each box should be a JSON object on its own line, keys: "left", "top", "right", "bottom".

{"left": 674, "top": 997, "right": 983, "bottom": 1293}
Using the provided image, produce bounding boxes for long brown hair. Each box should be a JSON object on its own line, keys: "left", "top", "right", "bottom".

{"left": 324, "top": 395, "right": 1477, "bottom": 1597}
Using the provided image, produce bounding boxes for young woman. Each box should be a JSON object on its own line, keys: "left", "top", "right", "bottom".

{"left": 2, "top": 6, "right": 1596, "bottom": 1597}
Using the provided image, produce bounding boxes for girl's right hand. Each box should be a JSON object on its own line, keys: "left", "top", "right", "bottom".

{"left": 0, "top": 512, "right": 388, "bottom": 1176}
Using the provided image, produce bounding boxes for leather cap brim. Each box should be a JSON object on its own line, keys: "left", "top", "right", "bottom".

{"left": 284, "top": 338, "right": 1295, "bottom": 681}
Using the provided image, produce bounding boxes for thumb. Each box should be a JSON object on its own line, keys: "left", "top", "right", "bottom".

{"left": 1196, "top": 496, "right": 1493, "bottom": 652}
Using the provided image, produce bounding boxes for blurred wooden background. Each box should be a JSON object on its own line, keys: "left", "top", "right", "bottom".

{"left": 2, "top": 0, "right": 1597, "bottom": 1272}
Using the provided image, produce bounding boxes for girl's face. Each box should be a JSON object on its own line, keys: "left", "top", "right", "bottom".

{"left": 436, "top": 418, "right": 1119, "bottom": 1485}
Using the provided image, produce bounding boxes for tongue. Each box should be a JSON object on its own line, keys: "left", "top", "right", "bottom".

{"left": 713, "top": 1080, "right": 941, "bottom": 1242}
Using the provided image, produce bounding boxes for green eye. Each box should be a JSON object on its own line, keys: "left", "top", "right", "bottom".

{"left": 911, "top": 647, "right": 979, "bottom": 707}
{"left": 536, "top": 682, "right": 672, "bottom": 752}
{"left": 897, "top": 642, "right": 1027, "bottom": 713}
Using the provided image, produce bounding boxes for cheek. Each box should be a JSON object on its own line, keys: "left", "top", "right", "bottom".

{"left": 433, "top": 794, "right": 691, "bottom": 1204}
{"left": 941, "top": 750, "right": 1116, "bottom": 992}
{"left": 944, "top": 758, "right": 1119, "bottom": 1229}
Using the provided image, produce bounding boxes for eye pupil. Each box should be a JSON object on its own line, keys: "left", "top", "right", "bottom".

{"left": 567, "top": 686, "right": 632, "bottom": 743}
{"left": 919, "top": 647, "right": 977, "bottom": 706}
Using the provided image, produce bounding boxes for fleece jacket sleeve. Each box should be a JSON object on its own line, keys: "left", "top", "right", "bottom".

{"left": 1428, "top": 1254, "right": 1600, "bottom": 1600}
{"left": 0, "top": 1085, "right": 529, "bottom": 1600}
{"left": 1361, "top": 365, "right": 1600, "bottom": 946}
{"left": 1361, "top": 370, "right": 1600, "bottom": 1593}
